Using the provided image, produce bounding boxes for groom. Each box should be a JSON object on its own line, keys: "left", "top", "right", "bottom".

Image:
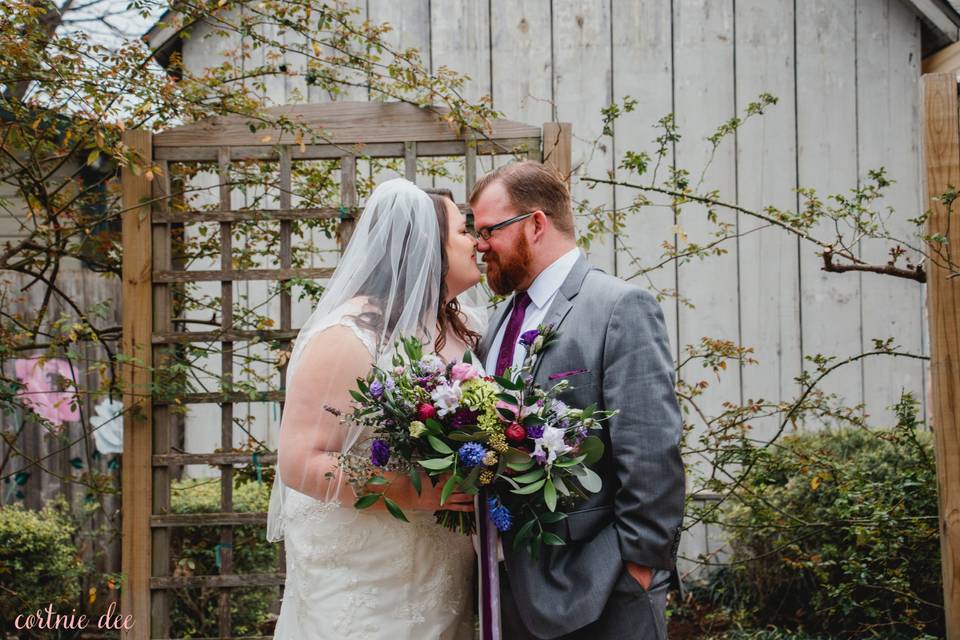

{"left": 472, "top": 161, "right": 685, "bottom": 639}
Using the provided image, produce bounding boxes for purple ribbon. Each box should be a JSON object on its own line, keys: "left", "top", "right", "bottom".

{"left": 477, "top": 489, "right": 501, "bottom": 640}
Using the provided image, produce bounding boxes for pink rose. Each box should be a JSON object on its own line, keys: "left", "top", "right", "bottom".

{"left": 449, "top": 362, "right": 480, "bottom": 383}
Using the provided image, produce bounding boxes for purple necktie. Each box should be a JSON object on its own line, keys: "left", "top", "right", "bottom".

{"left": 495, "top": 291, "right": 532, "bottom": 377}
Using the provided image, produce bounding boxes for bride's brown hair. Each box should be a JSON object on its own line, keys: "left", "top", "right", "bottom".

{"left": 425, "top": 188, "right": 482, "bottom": 354}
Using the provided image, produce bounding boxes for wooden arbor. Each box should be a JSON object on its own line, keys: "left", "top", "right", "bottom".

{"left": 119, "top": 102, "right": 571, "bottom": 639}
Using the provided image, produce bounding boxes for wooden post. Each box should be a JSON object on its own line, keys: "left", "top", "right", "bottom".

{"left": 120, "top": 129, "right": 153, "bottom": 640}
{"left": 922, "top": 72, "right": 960, "bottom": 638}
{"left": 542, "top": 122, "right": 573, "bottom": 183}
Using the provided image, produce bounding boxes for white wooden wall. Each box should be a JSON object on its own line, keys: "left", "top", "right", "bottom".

{"left": 177, "top": 0, "right": 928, "bottom": 579}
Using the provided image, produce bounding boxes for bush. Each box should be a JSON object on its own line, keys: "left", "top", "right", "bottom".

{"left": 168, "top": 478, "right": 279, "bottom": 638}
{"left": 712, "top": 393, "right": 942, "bottom": 638}
{"left": 0, "top": 500, "right": 83, "bottom": 629}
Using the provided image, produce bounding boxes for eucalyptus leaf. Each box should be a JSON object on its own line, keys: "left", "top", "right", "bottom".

{"left": 511, "top": 478, "right": 546, "bottom": 495}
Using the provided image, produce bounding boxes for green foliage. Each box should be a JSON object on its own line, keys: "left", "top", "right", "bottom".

{"left": 0, "top": 500, "right": 84, "bottom": 625}
{"left": 711, "top": 393, "right": 942, "bottom": 638}
{"left": 168, "top": 479, "right": 278, "bottom": 638}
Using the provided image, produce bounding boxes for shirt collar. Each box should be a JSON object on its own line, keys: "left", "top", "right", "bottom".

{"left": 524, "top": 247, "right": 581, "bottom": 309}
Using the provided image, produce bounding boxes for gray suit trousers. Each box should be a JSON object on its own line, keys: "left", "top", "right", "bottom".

{"left": 499, "top": 566, "right": 670, "bottom": 640}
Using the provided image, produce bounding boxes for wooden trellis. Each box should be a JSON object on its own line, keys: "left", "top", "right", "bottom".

{"left": 119, "top": 102, "right": 571, "bottom": 640}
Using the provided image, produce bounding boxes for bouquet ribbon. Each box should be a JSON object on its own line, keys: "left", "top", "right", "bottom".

{"left": 477, "top": 488, "right": 502, "bottom": 640}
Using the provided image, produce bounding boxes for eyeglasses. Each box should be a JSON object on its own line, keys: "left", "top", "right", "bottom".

{"left": 474, "top": 212, "right": 534, "bottom": 240}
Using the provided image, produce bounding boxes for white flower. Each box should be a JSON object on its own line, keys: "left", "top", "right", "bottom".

{"left": 550, "top": 399, "right": 571, "bottom": 418}
{"left": 533, "top": 425, "right": 573, "bottom": 466}
{"left": 418, "top": 354, "right": 445, "bottom": 374}
{"left": 430, "top": 380, "right": 462, "bottom": 417}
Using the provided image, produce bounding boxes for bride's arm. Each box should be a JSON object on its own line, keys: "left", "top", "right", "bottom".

{"left": 278, "top": 325, "right": 470, "bottom": 511}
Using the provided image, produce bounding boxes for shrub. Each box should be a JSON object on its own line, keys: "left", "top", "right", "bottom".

{"left": 712, "top": 393, "right": 942, "bottom": 638}
{"left": 0, "top": 499, "right": 83, "bottom": 628}
{"left": 168, "top": 478, "right": 279, "bottom": 638}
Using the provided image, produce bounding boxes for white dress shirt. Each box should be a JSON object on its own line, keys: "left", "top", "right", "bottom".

{"left": 484, "top": 247, "right": 581, "bottom": 375}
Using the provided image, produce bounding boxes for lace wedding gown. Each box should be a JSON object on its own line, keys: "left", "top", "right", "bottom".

{"left": 272, "top": 315, "right": 475, "bottom": 640}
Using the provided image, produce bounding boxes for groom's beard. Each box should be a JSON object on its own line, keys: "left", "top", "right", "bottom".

{"left": 485, "top": 234, "right": 532, "bottom": 295}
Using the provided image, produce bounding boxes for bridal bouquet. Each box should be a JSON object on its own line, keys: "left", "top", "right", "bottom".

{"left": 334, "top": 325, "right": 616, "bottom": 555}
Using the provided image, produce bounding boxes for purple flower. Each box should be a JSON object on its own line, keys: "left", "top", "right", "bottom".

{"left": 488, "top": 496, "right": 513, "bottom": 532}
{"left": 526, "top": 424, "right": 545, "bottom": 439}
{"left": 519, "top": 329, "right": 540, "bottom": 347}
{"left": 458, "top": 442, "right": 487, "bottom": 468}
{"left": 369, "top": 380, "right": 384, "bottom": 399}
{"left": 370, "top": 439, "right": 390, "bottom": 467}
{"left": 450, "top": 407, "right": 480, "bottom": 430}
{"left": 384, "top": 376, "right": 396, "bottom": 392}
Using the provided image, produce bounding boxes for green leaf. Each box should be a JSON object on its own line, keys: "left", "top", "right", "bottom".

{"left": 349, "top": 389, "right": 366, "bottom": 403}
{"left": 575, "top": 466, "right": 602, "bottom": 493}
{"left": 507, "top": 457, "right": 536, "bottom": 472}
{"left": 521, "top": 413, "right": 544, "bottom": 426}
{"left": 440, "top": 474, "right": 460, "bottom": 505}
{"left": 504, "top": 447, "right": 532, "bottom": 464}
{"left": 578, "top": 436, "right": 605, "bottom": 466}
{"left": 496, "top": 406, "right": 516, "bottom": 421}
{"left": 555, "top": 453, "right": 587, "bottom": 467}
{"left": 463, "top": 351, "right": 472, "bottom": 364}
{"left": 425, "top": 419, "right": 444, "bottom": 435}
{"left": 494, "top": 375, "right": 523, "bottom": 391}
{"left": 409, "top": 468, "right": 422, "bottom": 495}
{"left": 354, "top": 493, "right": 380, "bottom": 509}
{"left": 428, "top": 435, "right": 453, "bottom": 454}
{"left": 544, "top": 477, "right": 557, "bottom": 512}
{"left": 511, "top": 478, "right": 546, "bottom": 495}
{"left": 496, "top": 393, "right": 518, "bottom": 404}
{"left": 542, "top": 532, "right": 566, "bottom": 546}
{"left": 512, "top": 518, "right": 537, "bottom": 551}
{"left": 366, "top": 475, "right": 390, "bottom": 486}
{"left": 384, "top": 496, "right": 409, "bottom": 522}
{"left": 512, "top": 468, "right": 545, "bottom": 484}
{"left": 447, "top": 431, "right": 476, "bottom": 442}
{"left": 418, "top": 456, "right": 454, "bottom": 471}
{"left": 539, "top": 511, "right": 568, "bottom": 524}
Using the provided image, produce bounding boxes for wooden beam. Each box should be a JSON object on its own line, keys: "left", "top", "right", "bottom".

{"left": 542, "top": 122, "right": 573, "bottom": 183}
{"left": 120, "top": 129, "right": 153, "bottom": 640}
{"left": 922, "top": 72, "right": 960, "bottom": 639}
{"left": 925, "top": 40, "right": 960, "bottom": 74}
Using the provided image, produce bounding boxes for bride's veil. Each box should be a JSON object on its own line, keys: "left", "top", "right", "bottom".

{"left": 266, "top": 178, "right": 446, "bottom": 542}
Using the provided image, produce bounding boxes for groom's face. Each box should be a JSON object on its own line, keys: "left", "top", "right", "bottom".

{"left": 472, "top": 181, "right": 534, "bottom": 295}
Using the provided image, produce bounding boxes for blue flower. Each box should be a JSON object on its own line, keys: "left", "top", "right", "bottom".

{"left": 458, "top": 442, "right": 487, "bottom": 468}
{"left": 370, "top": 440, "right": 390, "bottom": 467}
{"left": 488, "top": 496, "right": 513, "bottom": 532}
{"left": 369, "top": 380, "right": 384, "bottom": 399}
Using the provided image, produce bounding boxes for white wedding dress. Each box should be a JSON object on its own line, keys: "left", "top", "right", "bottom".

{"left": 267, "top": 179, "right": 483, "bottom": 640}
{"left": 272, "top": 316, "right": 475, "bottom": 640}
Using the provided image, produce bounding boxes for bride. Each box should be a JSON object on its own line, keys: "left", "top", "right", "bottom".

{"left": 267, "top": 179, "right": 485, "bottom": 639}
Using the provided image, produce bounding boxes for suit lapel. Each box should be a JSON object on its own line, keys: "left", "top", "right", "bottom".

{"left": 477, "top": 298, "right": 512, "bottom": 361}
{"left": 530, "top": 254, "right": 593, "bottom": 379}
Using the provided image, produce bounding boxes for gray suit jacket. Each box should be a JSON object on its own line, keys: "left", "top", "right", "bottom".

{"left": 477, "top": 253, "right": 685, "bottom": 639}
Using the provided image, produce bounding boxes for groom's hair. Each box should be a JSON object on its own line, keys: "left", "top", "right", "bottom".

{"left": 469, "top": 160, "right": 574, "bottom": 237}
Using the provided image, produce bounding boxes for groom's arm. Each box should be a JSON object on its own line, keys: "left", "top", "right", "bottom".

{"left": 601, "top": 287, "right": 685, "bottom": 571}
